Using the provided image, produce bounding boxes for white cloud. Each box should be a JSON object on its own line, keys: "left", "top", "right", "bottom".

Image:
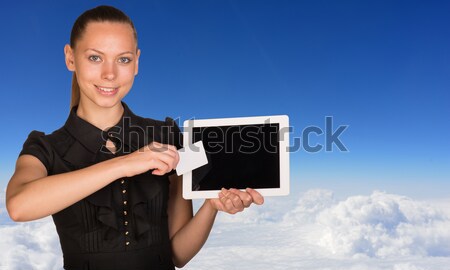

{"left": 283, "top": 188, "right": 336, "bottom": 223}
{"left": 0, "top": 189, "right": 63, "bottom": 270}
{"left": 314, "top": 191, "right": 450, "bottom": 258}
{"left": 0, "top": 218, "right": 62, "bottom": 270}
{"left": 1, "top": 188, "right": 450, "bottom": 270}
{"left": 186, "top": 189, "right": 450, "bottom": 270}
{"left": 393, "top": 263, "right": 425, "bottom": 270}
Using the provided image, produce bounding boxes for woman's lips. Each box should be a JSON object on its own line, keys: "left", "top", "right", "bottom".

{"left": 95, "top": 85, "right": 119, "bottom": 96}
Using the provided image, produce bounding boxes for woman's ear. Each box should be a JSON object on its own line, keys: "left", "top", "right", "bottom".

{"left": 64, "top": 44, "right": 75, "bottom": 71}
{"left": 134, "top": 48, "right": 141, "bottom": 76}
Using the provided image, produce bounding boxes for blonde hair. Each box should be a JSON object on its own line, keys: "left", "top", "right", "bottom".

{"left": 69, "top": 5, "right": 137, "bottom": 109}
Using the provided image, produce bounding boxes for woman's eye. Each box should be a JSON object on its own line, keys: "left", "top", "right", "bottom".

{"left": 118, "top": 57, "right": 131, "bottom": 64}
{"left": 88, "top": 55, "right": 101, "bottom": 62}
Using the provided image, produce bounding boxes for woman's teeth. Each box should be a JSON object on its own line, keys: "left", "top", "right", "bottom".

{"left": 98, "top": 87, "right": 116, "bottom": 92}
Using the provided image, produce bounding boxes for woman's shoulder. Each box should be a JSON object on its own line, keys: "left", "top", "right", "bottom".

{"left": 22, "top": 126, "right": 73, "bottom": 154}
{"left": 23, "top": 125, "right": 68, "bottom": 142}
{"left": 19, "top": 126, "right": 73, "bottom": 173}
{"left": 34, "top": 125, "right": 71, "bottom": 141}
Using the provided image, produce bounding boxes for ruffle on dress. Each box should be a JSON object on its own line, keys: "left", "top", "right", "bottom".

{"left": 83, "top": 171, "right": 165, "bottom": 240}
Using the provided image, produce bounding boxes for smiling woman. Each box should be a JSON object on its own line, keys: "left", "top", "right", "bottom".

{"left": 66, "top": 6, "right": 139, "bottom": 113}
{"left": 65, "top": 21, "right": 139, "bottom": 114}
{"left": 5, "top": 5, "right": 263, "bottom": 270}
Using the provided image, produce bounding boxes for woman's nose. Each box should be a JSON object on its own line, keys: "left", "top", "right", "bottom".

{"left": 102, "top": 61, "right": 117, "bottom": 81}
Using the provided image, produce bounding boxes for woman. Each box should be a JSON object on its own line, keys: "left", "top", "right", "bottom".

{"left": 6, "top": 5, "right": 263, "bottom": 270}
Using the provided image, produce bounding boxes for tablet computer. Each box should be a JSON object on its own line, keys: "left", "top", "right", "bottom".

{"left": 182, "top": 115, "right": 290, "bottom": 199}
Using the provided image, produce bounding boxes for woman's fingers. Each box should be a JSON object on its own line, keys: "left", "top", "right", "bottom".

{"left": 148, "top": 142, "right": 180, "bottom": 172}
{"left": 228, "top": 188, "right": 253, "bottom": 208}
{"left": 148, "top": 142, "right": 178, "bottom": 155}
{"left": 147, "top": 143, "right": 178, "bottom": 161}
{"left": 123, "top": 142, "right": 179, "bottom": 177}
{"left": 215, "top": 188, "right": 265, "bottom": 214}
{"left": 218, "top": 192, "right": 241, "bottom": 214}
{"left": 153, "top": 151, "right": 178, "bottom": 172}
{"left": 149, "top": 158, "right": 170, "bottom": 175}
{"left": 245, "top": 188, "right": 264, "bottom": 205}
{"left": 141, "top": 142, "right": 179, "bottom": 174}
{"left": 221, "top": 188, "right": 244, "bottom": 210}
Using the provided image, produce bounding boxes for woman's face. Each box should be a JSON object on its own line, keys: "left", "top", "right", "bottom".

{"left": 64, "top": 21, "right": 140, "bottom": 109}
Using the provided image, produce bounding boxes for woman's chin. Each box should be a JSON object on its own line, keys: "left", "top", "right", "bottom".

{"left": 80, "top": 96, "right": 123, "bottom": 110}
{"left": 95, "top": 99, "right": 122, "bottom": 109}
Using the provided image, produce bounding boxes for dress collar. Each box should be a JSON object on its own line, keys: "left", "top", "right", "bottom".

{"left": 63, "top": 102, "right": 140, "bottom": 154}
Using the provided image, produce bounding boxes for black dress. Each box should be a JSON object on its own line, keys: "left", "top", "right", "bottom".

{"left": 19, "top": 102, "right": 183, "bottom": 270}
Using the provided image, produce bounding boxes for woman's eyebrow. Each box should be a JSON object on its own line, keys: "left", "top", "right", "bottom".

{"left": 85, "top": 48, "right": 135, "bottom": 55}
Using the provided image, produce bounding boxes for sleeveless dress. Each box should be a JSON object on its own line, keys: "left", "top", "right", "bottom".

{"left": 19, "top": 102, "right": 183, "bottom": 270}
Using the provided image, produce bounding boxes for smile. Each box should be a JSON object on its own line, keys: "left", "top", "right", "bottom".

{"left": 95, "top": 85, "right": 119, "bottom": 95}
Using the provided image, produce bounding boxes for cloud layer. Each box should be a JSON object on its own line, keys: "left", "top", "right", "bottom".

{"left": 313, "top": 191, "right": 450, "bottom": 258}
{"left": 1, "top": 188, "right": 450, "bottom": 270}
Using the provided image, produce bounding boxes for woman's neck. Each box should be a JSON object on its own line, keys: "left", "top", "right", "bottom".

{"left": 76, "top": 101, "right": 124, "bottom": 131}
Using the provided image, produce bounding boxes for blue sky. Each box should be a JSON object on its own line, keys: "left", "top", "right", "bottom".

{"left": 0, "top": 0, "right": 449, "bottom": 199}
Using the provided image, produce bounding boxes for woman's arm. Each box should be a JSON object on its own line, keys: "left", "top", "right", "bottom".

{"left": 167, "top": 174, "right": 264, "bottom": 268}
{"left": 6, "top": 142, "right": 178, "bottom": 222}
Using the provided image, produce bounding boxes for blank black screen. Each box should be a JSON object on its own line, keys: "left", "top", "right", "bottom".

{"left": 192, "top": 123, "right": 280, "bottom": 191}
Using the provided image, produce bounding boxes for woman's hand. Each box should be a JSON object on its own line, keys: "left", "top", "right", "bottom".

{"left": 120, "top": 141, "right": 179, "bottom": 177}
{"left": 208, "top": 188, "right": 264, "bottom": 214}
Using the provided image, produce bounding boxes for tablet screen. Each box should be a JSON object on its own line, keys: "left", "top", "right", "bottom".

{"left": 191, "top": 123, "right": 280, "bottom": 191}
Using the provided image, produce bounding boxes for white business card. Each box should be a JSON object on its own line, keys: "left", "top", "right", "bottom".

{"left": 176, "top": 140, "right": 208, "bottom": 176}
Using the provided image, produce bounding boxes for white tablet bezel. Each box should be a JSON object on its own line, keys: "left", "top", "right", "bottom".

{"left": 182, "top": 115, "right": 290, "bottom": 199}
